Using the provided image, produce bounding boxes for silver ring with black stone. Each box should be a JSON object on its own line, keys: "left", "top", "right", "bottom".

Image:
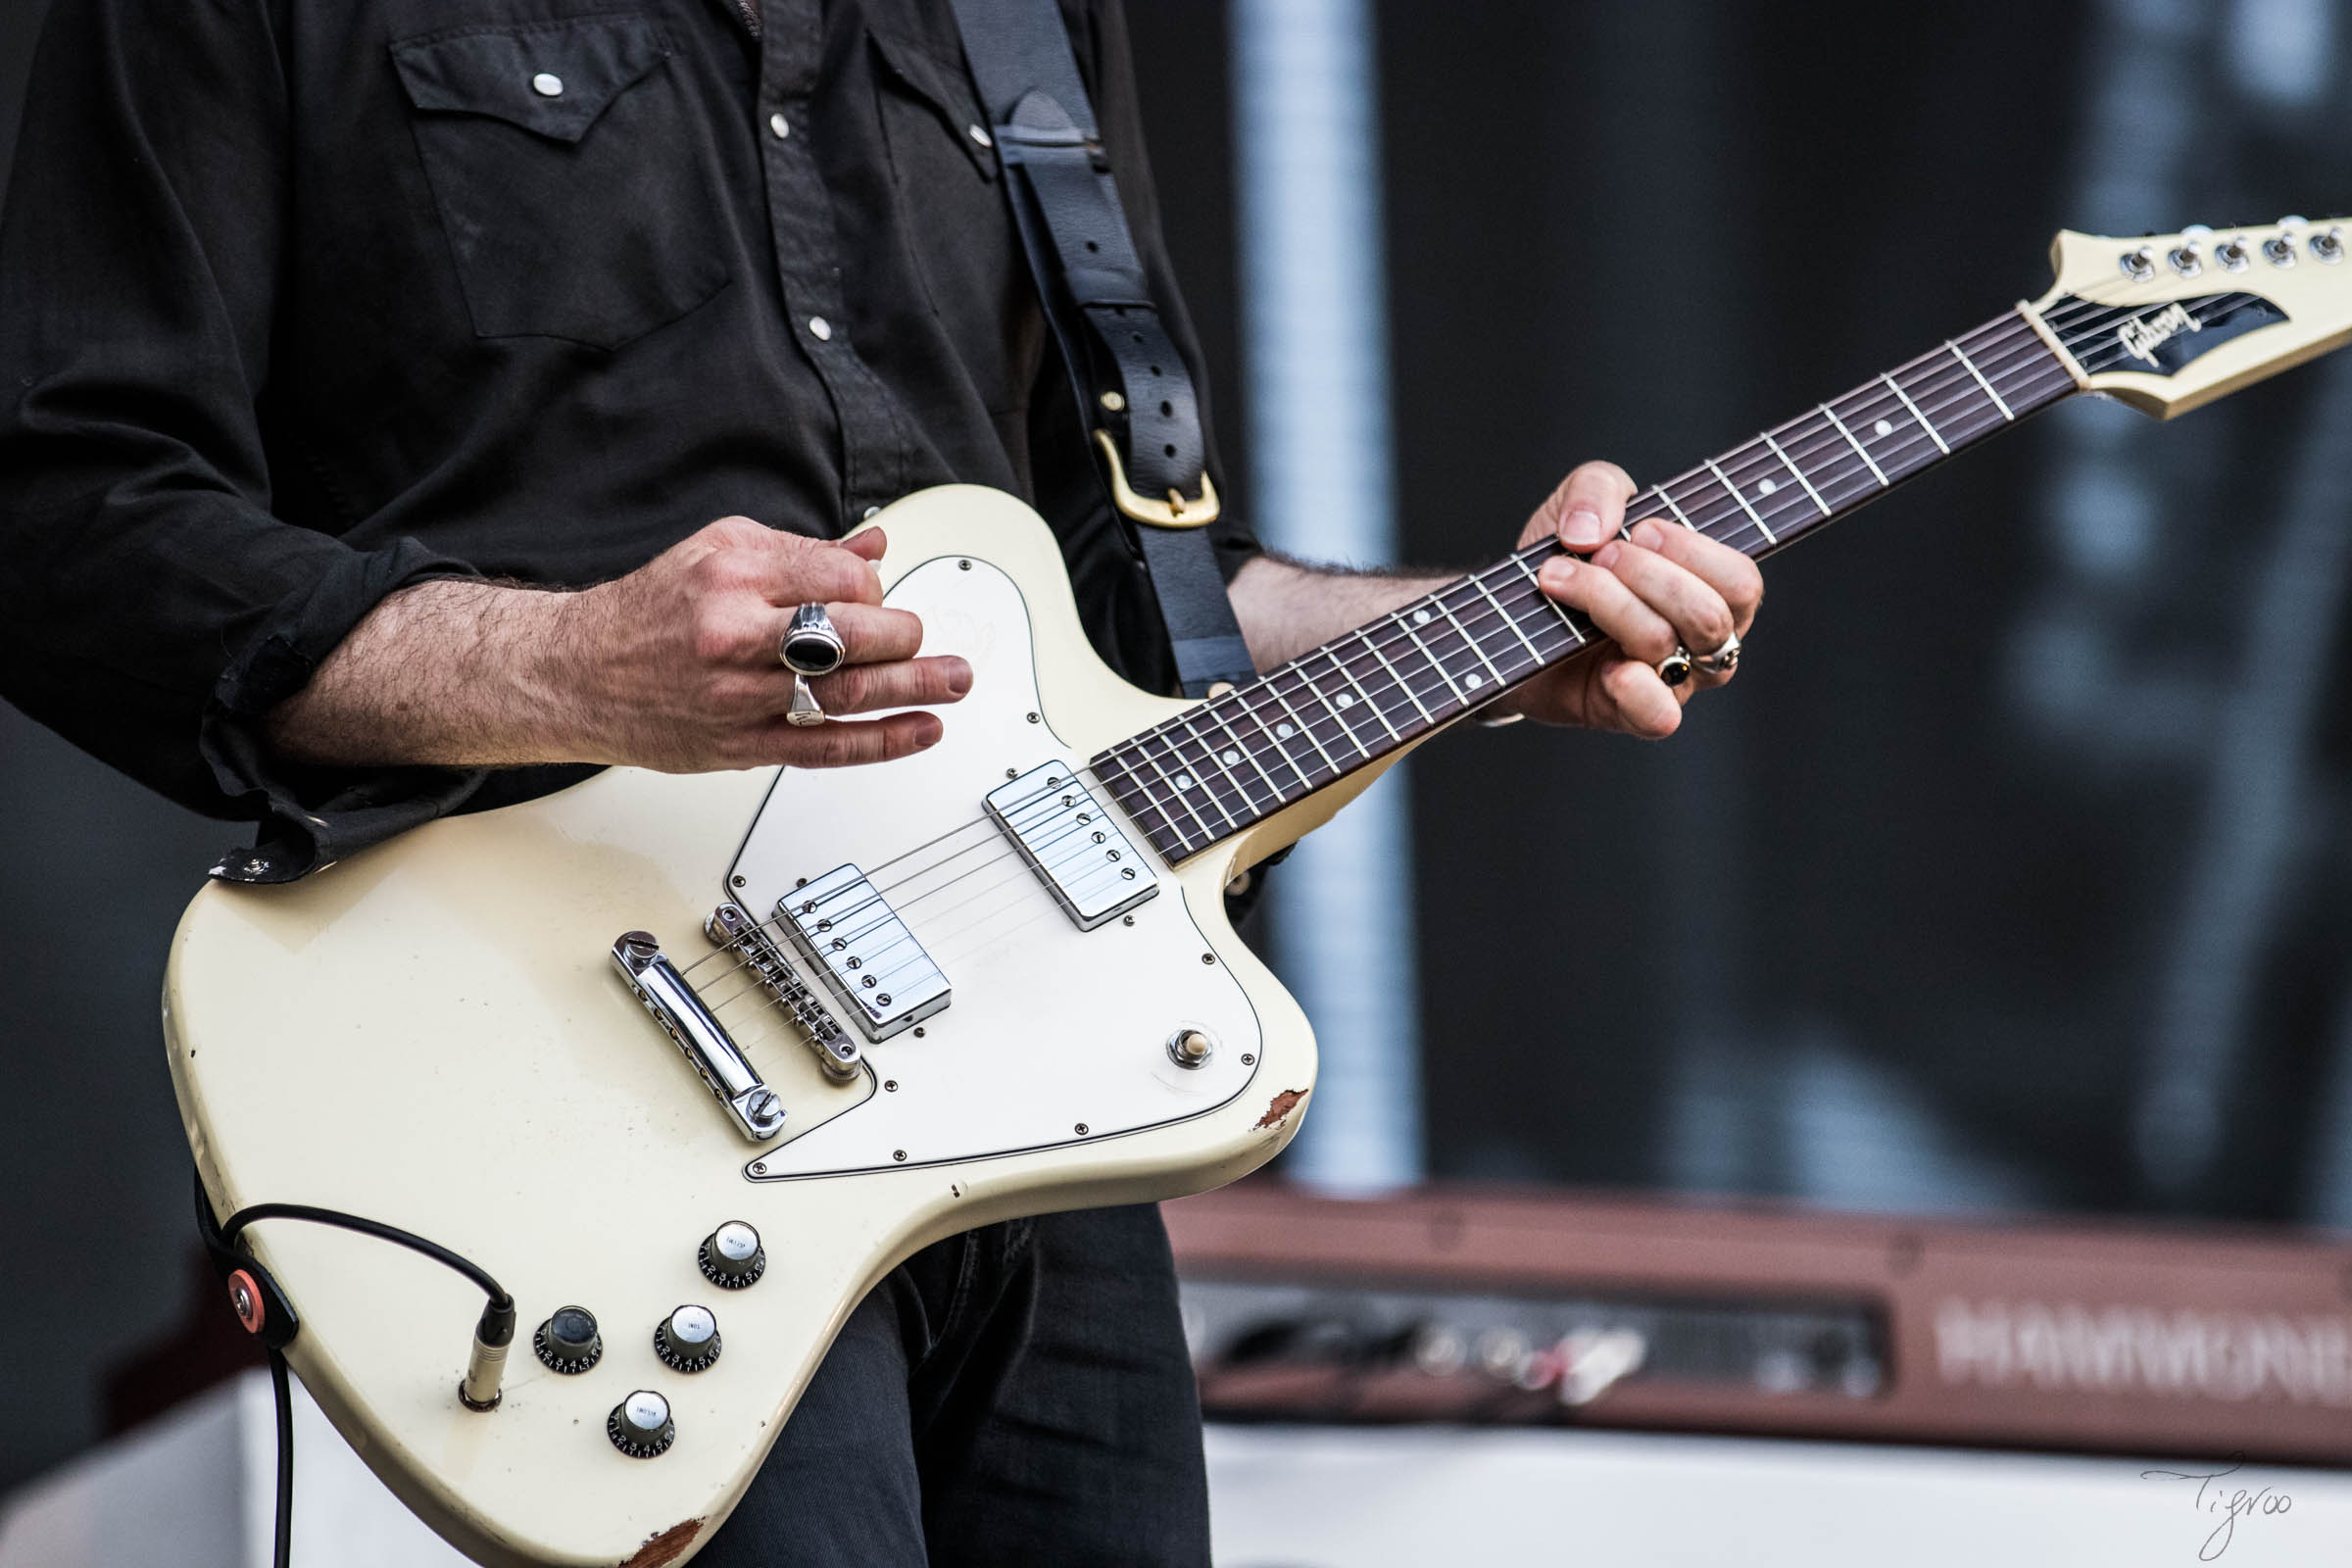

{"left": 780, "top": 603, "right": 846, "bottom": 727}
{"left": 1692, "top": 630, "right": 1742, "bottom": 677}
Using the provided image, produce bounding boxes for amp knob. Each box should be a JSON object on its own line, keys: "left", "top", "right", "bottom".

{"left": 654, "top": 1304, "right": 722, "bottom": 1372}
{"left": 700, "top": 1221, "right": 766, "bottom": 1289}
{"left": 534, "top": 1305, "right": 603, "bottom": 1374}
{"left": 608, "top": 1390, "right": 675, "bottom": 1458}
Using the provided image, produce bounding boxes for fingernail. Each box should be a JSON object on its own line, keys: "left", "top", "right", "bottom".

{"left": 1592, "top": 542, "right": 1622, "bottom": 568}
{"left": 946, "top": 658, "right": 973, "bottom": 696}
{"left": 1539, "top": 559, "right": 1575, "bottom": 592}
{"left": 1561, "top": 506, "right": 1606, "bottom": 548}
{"left": 1630, "top": 519, "right": 1665, "bottom": 549}
{"left": 915, "top": 717, "right": 944, "bottom": 748}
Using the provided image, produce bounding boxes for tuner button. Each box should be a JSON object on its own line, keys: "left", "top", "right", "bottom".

{"left": 2119, "top": 246, "right": 2157, "bottom": 282}
{"left": 654, "top": 1304, "right": 723, "bottom": 1372}
{"left": 2265, "top": 233, "right": 2299, "bottom": 268}
{"left": 608, "top": 1390, "right": 675, "bottom": 1458}
{"left": 2180, "top": 223, "right": 2214, "bottom": 239}
{"left": 2279, "top": 215, "right": 2310, "bottom": 230}
{"left": 534, "top": 1305, "right": 603, "bottom": 1374}
{"left": 2314, "top": 227, "right": 2345, "bottom": 265}
{"left": 2218, "top": 236, "right": 2252, "bottom": 272}
{"left": 2167, "top": 243, "right": 2202, "bottom": 277}
{"left": 700, "top": 1221, "right": 766, "bottom": 1289}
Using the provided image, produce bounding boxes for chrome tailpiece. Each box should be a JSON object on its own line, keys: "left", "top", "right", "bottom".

{"left": 611, "top": 932, "right": 786, "bottom": 1142}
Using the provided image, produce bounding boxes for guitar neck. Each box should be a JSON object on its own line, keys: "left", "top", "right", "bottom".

{"left": 1095, "top": 308, "right": 2080, "bottom": 864}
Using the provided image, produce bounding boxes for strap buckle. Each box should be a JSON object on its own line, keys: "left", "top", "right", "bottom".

{"left": 1093, "top": 430, "right": 1220, "bottom": 529}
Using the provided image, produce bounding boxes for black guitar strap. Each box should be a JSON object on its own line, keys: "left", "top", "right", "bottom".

{"left": 946, "top": 0, "right": 1255, "bottom": 699}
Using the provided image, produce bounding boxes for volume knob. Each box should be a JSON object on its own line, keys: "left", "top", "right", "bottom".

{"left": 700, "top": 1221, "right": 766, "bottom": 1289}
{"left": 534, "top": 1305, "right": 602, "bottom": 1374}
{"left": 608, "top": 1390, "right": 674, "bottom": 1458}
{"left": 654, "top": 1304, "right": 722, "bottom": 1372}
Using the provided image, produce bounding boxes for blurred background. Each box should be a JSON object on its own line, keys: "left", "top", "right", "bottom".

{"left": 5, "top": 0, "right": 2352, "bottom": 1554}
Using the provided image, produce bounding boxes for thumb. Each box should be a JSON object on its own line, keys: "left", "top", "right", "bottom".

{"left": 838, "top": 527, "right": 889, "bottom": 564}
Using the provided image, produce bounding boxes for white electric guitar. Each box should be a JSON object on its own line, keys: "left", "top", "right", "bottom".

{"left": 167, "top": 220, "right": 2352, "bottom": 1566}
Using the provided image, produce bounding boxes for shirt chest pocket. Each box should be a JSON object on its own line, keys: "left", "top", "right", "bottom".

{"left": 391, "top": 14, "right": 728, "bottom": 350}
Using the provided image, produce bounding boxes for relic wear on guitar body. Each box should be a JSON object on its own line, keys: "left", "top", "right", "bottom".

{"left": 165, "top": 221, "right": 2352, "bottom": 1566}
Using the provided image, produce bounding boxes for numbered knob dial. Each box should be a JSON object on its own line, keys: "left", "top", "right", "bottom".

{"left": 607, "top": 1390, "right": 674, "bottom": 1458}
{"left": 534, "top": 1305, "right": 602, "bottom": 1374}
{"left": 700, "top": 1221, "right": 766, "bottom": 1289}
{"left": 654, "top": 1304, "right": 722, "bottom": 1372}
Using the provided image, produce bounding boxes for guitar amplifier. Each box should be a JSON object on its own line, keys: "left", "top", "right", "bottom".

{"left": 1163, "top": 1183, "right": 2352, "bottom": 1463}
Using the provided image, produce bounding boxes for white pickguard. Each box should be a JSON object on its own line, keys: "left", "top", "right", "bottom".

{"left": 724, "top": 554, "right": 1263, "bottom": 1179}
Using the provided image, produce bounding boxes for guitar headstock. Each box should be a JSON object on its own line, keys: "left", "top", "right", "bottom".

{"left": 2029, "top": 219, "right": 2352, "bottom": 418}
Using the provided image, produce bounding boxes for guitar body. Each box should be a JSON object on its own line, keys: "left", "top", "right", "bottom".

{"left": 165, "top": 486, "right": 1386, "bottom": 1567}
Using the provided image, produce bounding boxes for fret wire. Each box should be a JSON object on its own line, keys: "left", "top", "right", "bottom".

{"left": 1295, "top": 660, "right": 1378, "bottom": 760}
{"left": 1505, "top": 553, "right": 1585, "bottom": 643}
{"left": 1129, "top": 736, "right": 1218, "bottom": 848}
{"left": 1361, "top": 625, "right": 1439, "bottom": 724}
{"left": 1880, "top": 371, "right": 1949, "bottom": 455}
{"left": 1227, "top": 686, "right": 1317, "bottom": 793}
{"left": 1265, "top": 673, "right": 1344, "bottom": 777}
{"left": 1760, "top": 428, "right": 1831, "bottom": 517}
{"left": 1171, "top": 711, "right": 1264, "bottom": 820}
{"left": 1656, "top": 484, "right": 1699, "bottom": 530}
{"left": 1330, "top": 635, "right": 1423, "bottom": 739}
{"left": 1946, "top": 339, "right": 2014, "bottom": 420}
{"left": 1467, "top": 572, "right": 1545, "bottom": 664}
{"left": 1390, "top": 609, "right": 1470, "bottom": 707}
{"left": 1146, "top": 719, "right": 1239, "bottom": 828}
{"left": 1427, "top": 593, "right": 1510, "bottom": 692}
{"left": 1704, "top": 455, "right": 1777, "bottom": 544}
{"left": 1322, "top": 645, "right": 1402, "bottom": 742}
{"left": 1209, "top": 702, "right": 1292, "bottom": 804}
{"left": 1820, "top": 400, "right": 1889, "bottom": 486}
{"left": 1102, "top": 752, "right": 1192, "bottom": 858}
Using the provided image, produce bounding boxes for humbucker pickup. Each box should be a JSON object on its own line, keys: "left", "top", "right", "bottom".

{"left": 986, "top": 760, "right": 1159, "bottom": 931}
{"left": 779, "top": 866, "right": 952, "bottom": 1042}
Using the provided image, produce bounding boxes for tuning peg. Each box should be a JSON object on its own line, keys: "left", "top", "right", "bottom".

{"left": 2217, "top": 234, "right": 2252, "bottom": 272}
{"left": 2120, "top": 245, "right": 2158, "bottom": 282}
{"left": 2168, "top": 239, "right": 2204, "bottom": 276}
{"left": 2279, "top": 215, "right": 2310, "bottom": 229}
{"left": 2264, "top": 232, "right": 2299, "bottom": 268}
{"left": 2314, "top": 227, "right": 2345, "bottom": 265}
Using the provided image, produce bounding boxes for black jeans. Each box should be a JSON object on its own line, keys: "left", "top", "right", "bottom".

{"left": 695, "top": 1203, "right": 1210, "bottom": 1566}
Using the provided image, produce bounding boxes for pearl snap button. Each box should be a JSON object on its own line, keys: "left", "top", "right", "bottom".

{"left": 531, "top": 73, "right": 564, "bottom": 97}
{"left": 808, "top": 317, "right": 833, "bottom": 341}
{"left": 768, "top": 112, "right": 790, "bottom": 139}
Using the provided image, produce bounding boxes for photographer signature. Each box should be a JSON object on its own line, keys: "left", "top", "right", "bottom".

{"left": 2140, "top": 1454, "right": 2292, "bottom": 1560}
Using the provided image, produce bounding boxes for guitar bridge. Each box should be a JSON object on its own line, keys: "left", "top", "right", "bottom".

{"left": 706, "top": 902, "right": 861, "bottom": 1081}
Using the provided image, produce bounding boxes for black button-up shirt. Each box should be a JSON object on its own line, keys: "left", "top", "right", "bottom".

{"left": 0, "top": 0, "right": 1255, "bottom": 879}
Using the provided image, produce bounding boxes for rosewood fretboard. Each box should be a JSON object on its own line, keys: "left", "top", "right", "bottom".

{"left": 1093, "top": 309, "right": 2082, "bottom": 864}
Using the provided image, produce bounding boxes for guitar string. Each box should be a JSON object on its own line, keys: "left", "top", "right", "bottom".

{"left": 685, "top": 293, "right": 2241, "bottom": 1004}
{"left": 701, "top": 328, "right": 2099, "bottom": 1006}
{"left": 689, "top": 323, "right": 2093, "bottom": 1004}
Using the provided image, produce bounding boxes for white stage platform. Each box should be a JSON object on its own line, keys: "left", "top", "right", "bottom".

{"left": 3, "top": 1370, "right": 2346, "bottom": 1566}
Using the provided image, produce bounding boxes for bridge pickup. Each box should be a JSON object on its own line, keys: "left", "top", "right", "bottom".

{"left": 778, "top": 866, "right": 951, "bottom": 1043}
{"left": 706, "top": 903, "right": 862, "bottom": 1082}
{"left": 611, "top": 932, "right": 786, "bottom": 1143}
{"left": 986, "top": 760, "right": 1159, "bottom": 931}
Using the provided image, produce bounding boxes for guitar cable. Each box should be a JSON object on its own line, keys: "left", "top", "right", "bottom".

{"left": 196, "top": 1174, "right": 514, "bottom": 1568}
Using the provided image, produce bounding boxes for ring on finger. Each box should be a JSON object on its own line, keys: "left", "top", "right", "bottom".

{"left": 1693, "top": 630, "right": 1741, "bottom": 676}
{"left": 1655, "top": 644, "right": 1694, "bottom": 688}
{"left": 778, "top": 602, "right": 848, "bottom": 675}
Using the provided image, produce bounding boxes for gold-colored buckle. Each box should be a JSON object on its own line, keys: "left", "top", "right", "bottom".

{"left": 1093, "top": 429, "right": 1220, "bottom": 529}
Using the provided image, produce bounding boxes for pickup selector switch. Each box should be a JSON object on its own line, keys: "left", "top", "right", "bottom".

{"left": 608, "top": 1390, "right": 675, "bottom": 1458}
{"left": 700, "top": 1221, "right": 766, "bottom": 1289}
{"left": 655, "top": 1304, "right": 722, "bottom": 1372}
{"left": 534, "top": 1305, "right": 603, "bottom": 1374}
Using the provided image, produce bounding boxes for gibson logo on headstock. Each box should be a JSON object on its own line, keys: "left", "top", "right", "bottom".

{"left": 2118, "top": 303, "right": 2199, "bottom": 365}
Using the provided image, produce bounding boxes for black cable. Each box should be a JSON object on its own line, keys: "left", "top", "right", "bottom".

{"left": 218, "top": 1200, "right": 510, "bottom": 1568}
{"left": 267, "top": 1348, "right": 294, "bottom": 1568}
{"left": 221, "top": 1202, "right": 511, "bottom": 1309}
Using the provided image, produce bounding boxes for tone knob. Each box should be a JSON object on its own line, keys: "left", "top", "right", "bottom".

{"left": 534, "top": 1305, "right": 603, "bottom": 1374}
{"left": 654, "top": 1304, "right": 722, "bottom": 1372}
{"left": 699, "top": 1221, "right": 766, "bottom": 1289}
{"left": 607, "top": 1390, "right": 674, "bottom": 1458}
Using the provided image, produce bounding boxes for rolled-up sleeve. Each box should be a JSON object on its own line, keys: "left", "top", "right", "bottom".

{"left": 0, "top": 0, "right": 486, "bottom": 880}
